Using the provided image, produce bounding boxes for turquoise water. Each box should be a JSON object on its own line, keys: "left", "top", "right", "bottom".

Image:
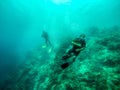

{"left": 0, "top": 0, "right": 120, "bottom": 90}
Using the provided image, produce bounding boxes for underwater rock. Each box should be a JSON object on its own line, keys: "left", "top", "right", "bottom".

{"left": 1, "top": 26, "right": 120, "bottom": 90}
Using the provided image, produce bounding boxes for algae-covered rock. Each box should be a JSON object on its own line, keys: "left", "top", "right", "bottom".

{"left": 1, "top": 27, "right": 120, "bottom": 90}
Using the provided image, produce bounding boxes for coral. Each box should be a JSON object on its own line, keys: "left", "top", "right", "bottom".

{"left": 1, "top": 26, "right": 120, "bottom": 90}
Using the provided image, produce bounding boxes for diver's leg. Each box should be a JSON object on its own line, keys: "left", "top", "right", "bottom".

{"left": 61, "top": 55, "right": 77, "bottom": 69}
{"left": 71, "top": 51, "right": 81, "bottom": 63}
{"left": 62, "top": 54, "right": 70, "bottom": 60}
{"left": 48, "top": 39, "right": 52, "bottom": 46}
{"left": 71, "top": 55, "right": 76, "bottom": 63}
{"left": 62, "top": 48, "right": 73, "bottom": 60}
{"left": 45, "top": 39, "right": 48, "bottom": 47}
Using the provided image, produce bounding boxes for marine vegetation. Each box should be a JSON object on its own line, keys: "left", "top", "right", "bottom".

{"left": 1, "top": 26, "right": 120, "bottom": 90}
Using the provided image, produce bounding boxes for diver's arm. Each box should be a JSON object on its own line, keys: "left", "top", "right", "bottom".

{"left": 75, "top": 47, "right": 85, "bottom": 52}
{"left": 65, "top": 45, "right": 73, "bottom": 53}
{"left": 72, "top": 41, "right": 81, "bottom": 47}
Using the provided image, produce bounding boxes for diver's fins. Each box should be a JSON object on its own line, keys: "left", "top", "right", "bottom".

{"left": 42, "top": 45, "right": 47, "bottom": 48}
{"left": 48, "top": 48, "right": 52, "bottom": 53}
{"left": 61, "top": 63, "right": 69, "bottom": 69}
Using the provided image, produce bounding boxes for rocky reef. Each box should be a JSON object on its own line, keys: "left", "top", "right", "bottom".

{"left": 1, "top": 26, "right": 120, "bottom": 90}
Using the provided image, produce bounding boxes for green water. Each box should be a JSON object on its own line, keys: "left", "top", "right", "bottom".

{"left": 0, "top": 0, "right": 120, "bottom": 90}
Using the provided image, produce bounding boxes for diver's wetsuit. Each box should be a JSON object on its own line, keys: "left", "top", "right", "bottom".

{"left": 62, "top": 37, "right": 86, "bottom": 60}
{"left": 61, "top": 37, "right": 86, "bottom": 69}
{"left": 41, "top": 30, "right": 52, "bottom": 47}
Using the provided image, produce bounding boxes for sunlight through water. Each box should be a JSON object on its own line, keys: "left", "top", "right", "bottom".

{"left": 51, "top": 0, "right": 71, "bottom": 5}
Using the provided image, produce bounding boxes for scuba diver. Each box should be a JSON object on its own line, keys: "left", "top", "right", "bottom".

{"left": 61, "top": 34, "right": 86, "bottom": 69}
{"left": 41, "top": 30, "right": 52, "bottom": 47}
{"left": 41, "top": 30, "right": 52, "bottom": 53}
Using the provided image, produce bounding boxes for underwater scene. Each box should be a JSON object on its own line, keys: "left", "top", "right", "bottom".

{"left": 0, "top": 0, "right": 120, "bottom": 90}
